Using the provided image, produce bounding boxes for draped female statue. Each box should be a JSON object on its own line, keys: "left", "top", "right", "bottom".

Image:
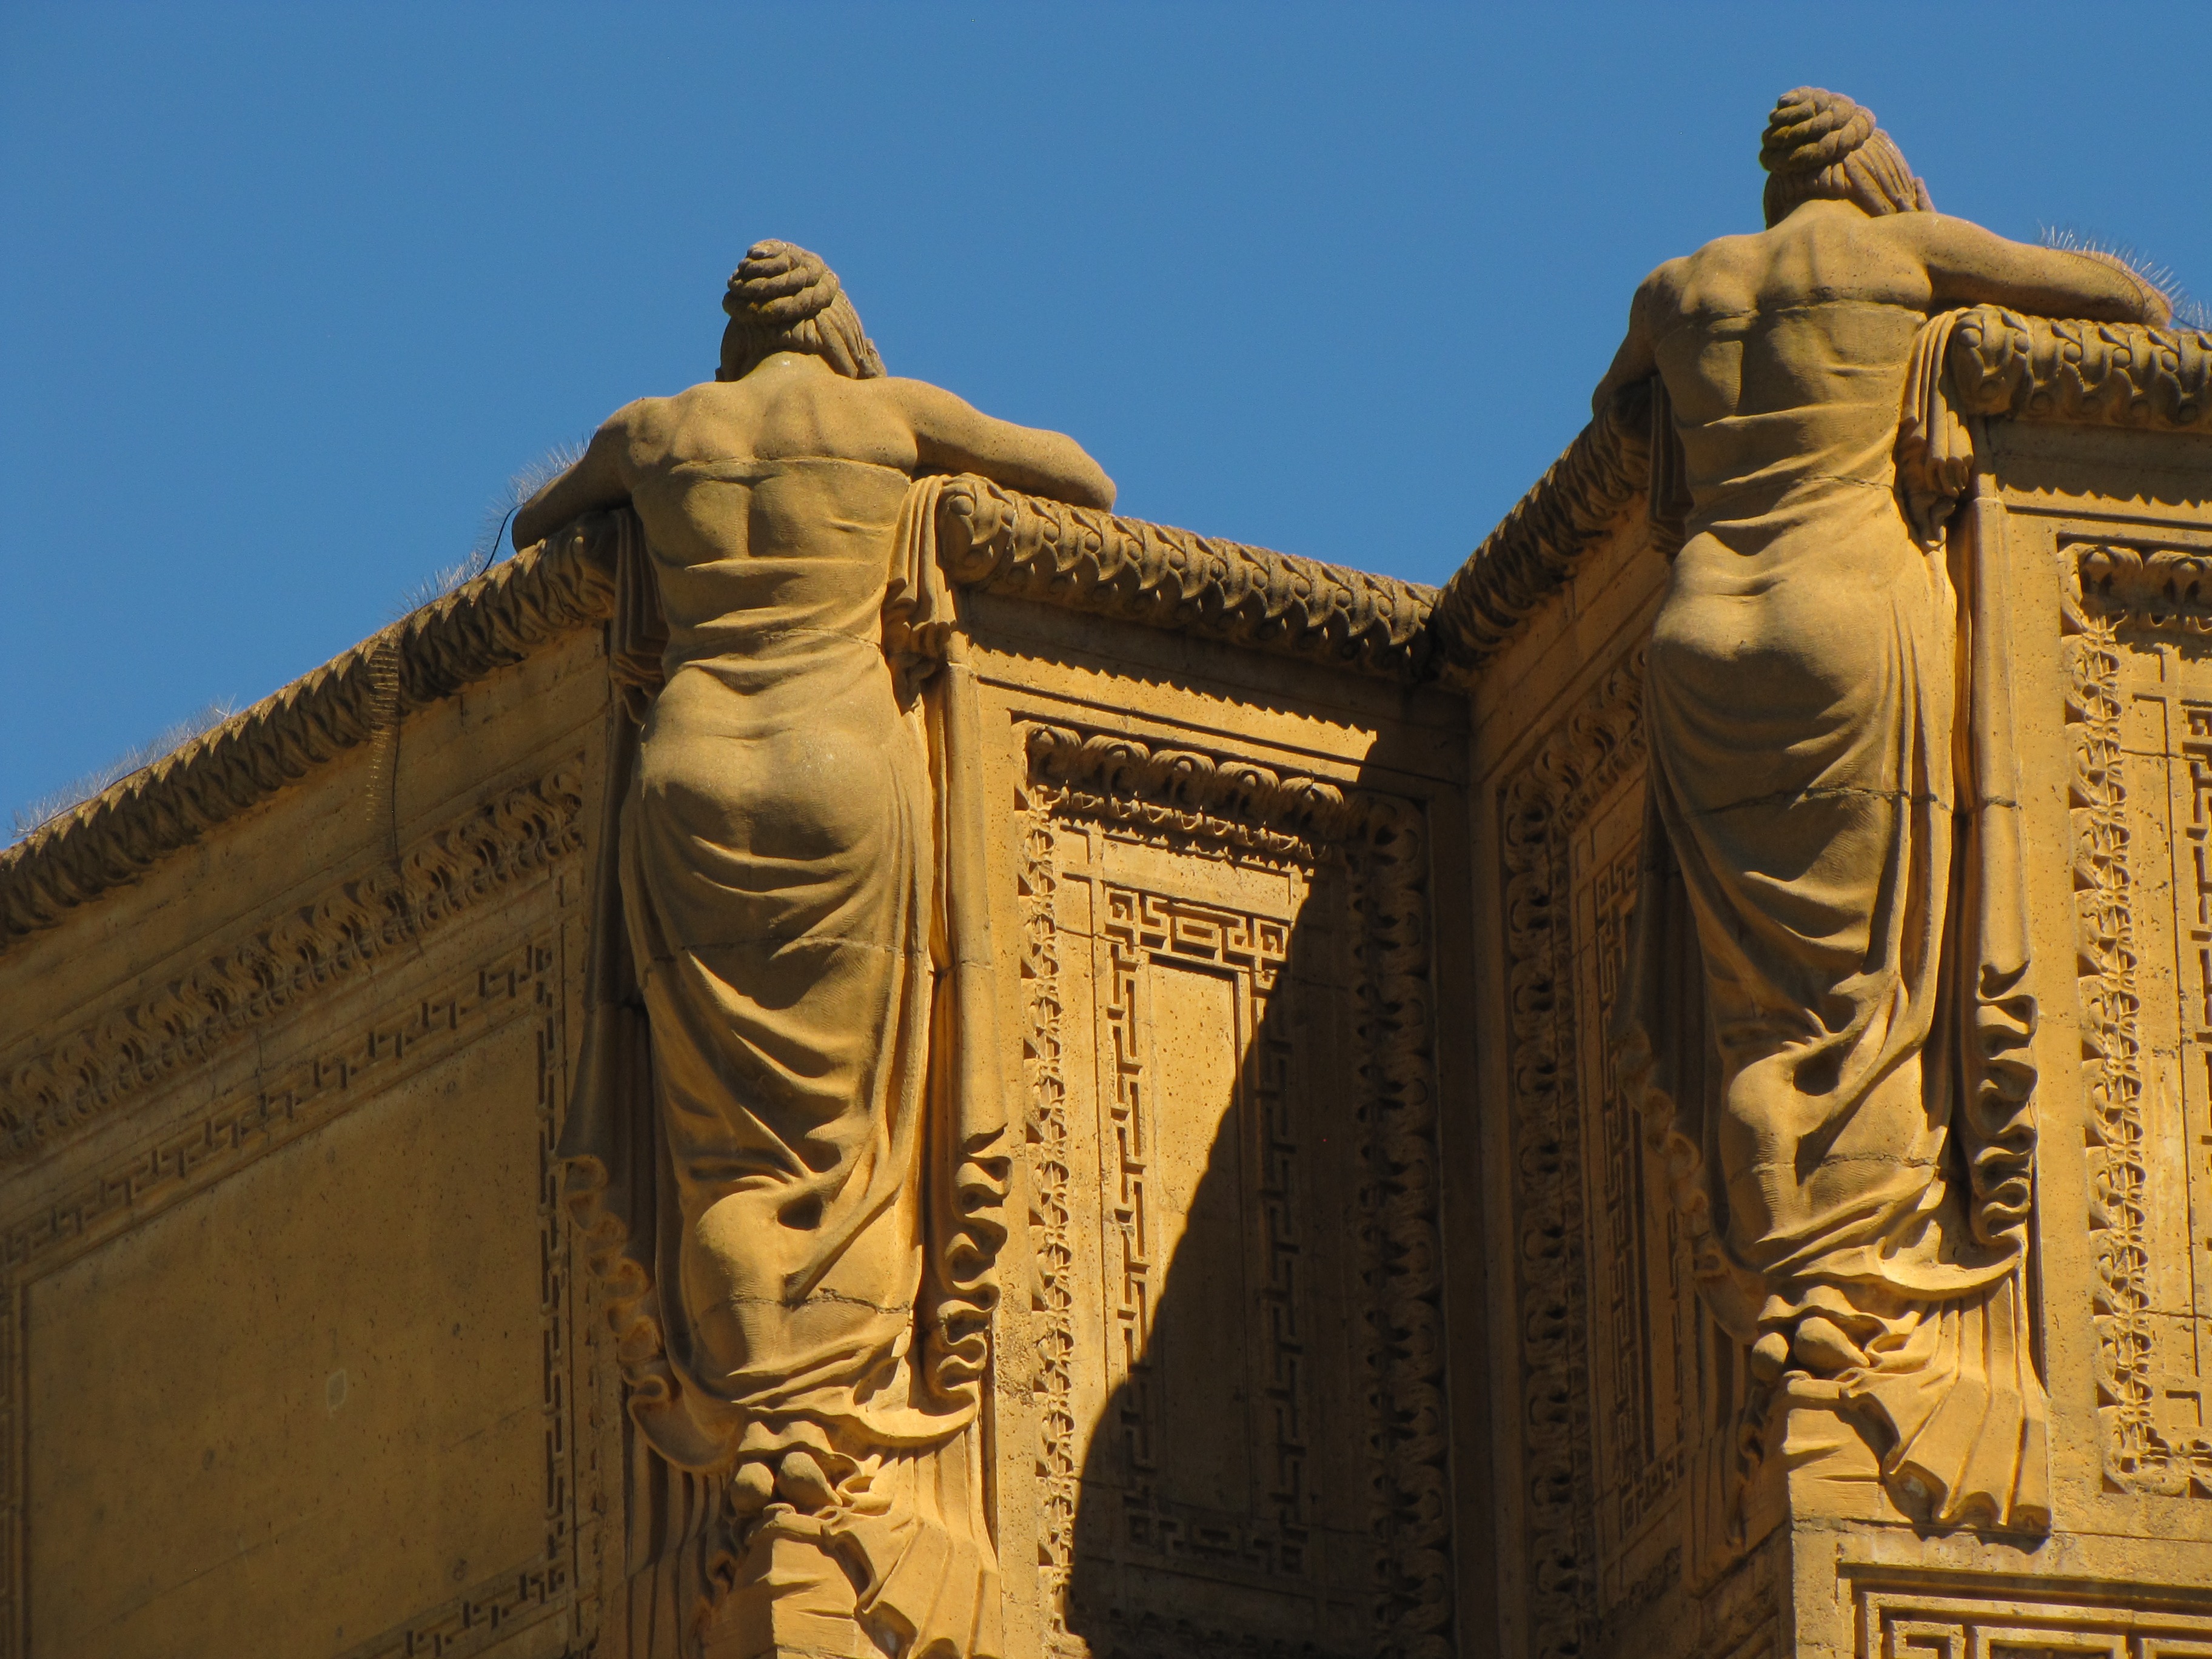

{"left": 512, "top": 242, "right": 1112, "bottom": 1657}
{"left": 1601, "top": 90, "right": 2170, "bottom": 1531}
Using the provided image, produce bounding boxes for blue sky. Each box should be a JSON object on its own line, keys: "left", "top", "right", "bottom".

{"left": 4, "top": 2, "right": 2204, "bottom": 828}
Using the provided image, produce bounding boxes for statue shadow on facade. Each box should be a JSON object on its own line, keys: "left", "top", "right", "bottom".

{"left": 1017, "top": 726, "right": 1451, "bottom": 1659}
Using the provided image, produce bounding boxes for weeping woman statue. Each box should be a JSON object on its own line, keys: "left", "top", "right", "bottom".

{"left": 513, "top": 243, "right": 1113, "bottom": 1657}
{"left": 1602, "top": 90, "right": 2170, "bottom": 1531}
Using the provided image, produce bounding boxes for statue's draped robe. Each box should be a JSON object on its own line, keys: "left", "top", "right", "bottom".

{"left": 1618, "top": 300, "right": 2046, "bottom": 1530}
{"left": 562, "top": 471, "right": 1008, "bottom": 1655}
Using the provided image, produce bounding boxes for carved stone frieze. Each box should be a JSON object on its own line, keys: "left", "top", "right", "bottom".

{"left": 0, "top": 763, "right": 585, "bottom": 1163}
{"left": 1019, "top": 723, "right": 1451, "bottom": 1659}
{"left": 1426, "top": 385, "right": 1654, "bottom": 676}
{"left": 0, "top": 531, "right": 610, "bottom": 945}
{"left": 0, "top": 930, "right": 586, "bottom": 1659}
{"left": 1496, "top": 652, "right": 1649, "bottom": 1659}
{"left": 2074, "top": 540, "right": 2212, "bottom": 633}
{"left": 1023, "top": 725, "right": 1372, "bottom": 864}
{"left": 1954, "top": 307, "right": 2212, "bottom": 432}
{"left": 937, "top": 480, "right": 1438, "bottom": 682}
{"left": 1020, "top": 811, "right": 1081, "bottom": 1644}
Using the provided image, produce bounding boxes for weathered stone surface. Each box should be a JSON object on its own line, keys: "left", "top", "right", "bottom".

{"left": 6, "top": 92, "right": 2212, "bottom": 1659}
{"left": 1463, "top": 83, "right": 2212, "bottom": 1659}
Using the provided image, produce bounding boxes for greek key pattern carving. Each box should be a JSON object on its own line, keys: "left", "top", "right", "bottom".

{"left": 1497, "top": 652, "right": 1649, "bottom": 1659}
{"left": 0, "top": 931, "right": 585, "bottom": 1659}
{"left": 0, "top": 764, "right": 586, "bottom": 1164}
{"left": 1852, "top": 1575, "right": 2212, "bottom": 1658}
{"left": 1098, "top": 888, "right": 1305, "bottom": 1561}
{"left": 1021, "top": 723, "right": 1450, "bottom": 1659}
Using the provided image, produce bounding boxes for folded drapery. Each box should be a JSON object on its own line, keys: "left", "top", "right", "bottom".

{"left": 561, "top": 484, "right": 1010, "bottom": 1656}
{"left": 1615, "top": 303, "right": 2046, "bottom": 1533}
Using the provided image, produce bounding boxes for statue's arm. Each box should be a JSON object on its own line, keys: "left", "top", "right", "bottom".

{"left": 1906, "top": 215, "right": 2171, "bottom": 326}
{"left": 888, "top": 380, "right": 1116, "bottom": 510}
{"left": 1590, "top": 263, "right": 1675, "bottom": 418}
{"left": 511, "top": 402, "right": 652, "bottom": 550}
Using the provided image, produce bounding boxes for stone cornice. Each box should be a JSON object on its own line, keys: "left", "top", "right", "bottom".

{"left": 1426, "top": 382, "right": 1654, "bottom": 678}
{"left": 1, "top": 488, "right": 1442, "bottom": 952}
{"left": 936, "top": 477, "right": 1438, "bottom": 679}
{"left": 1955, "top": 308, "right": 2212, "bottom": 432}
{"left": 14, "top": 308, "right": 2194, "bottom": 953}
{"left": 1426, "top": 308, "right": 2212, "bottom": 673}
{"left": 0, "top": 523, "right": 615, "bottom": 947}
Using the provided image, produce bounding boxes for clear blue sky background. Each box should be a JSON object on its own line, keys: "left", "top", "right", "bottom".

{"left": 4, "top": 2, "right": 2205, "bottom": 829}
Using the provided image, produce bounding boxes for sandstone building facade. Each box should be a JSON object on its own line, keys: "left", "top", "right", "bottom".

{"left": 5, "top": 146, "right": 2212, "bottom": 1659}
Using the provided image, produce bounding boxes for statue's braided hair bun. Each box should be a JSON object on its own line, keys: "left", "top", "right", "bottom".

{"left": 717, "top": 239, "right": 885, "bottom": 380}
{"left": 1756, "top": 87, "right": 1926, "bottom": 227}
{"left": 724, "top": 240, "right": 841, "bottom": 326}
{"left": 1760, "top": 87, "right": 1877, "bottom": 176}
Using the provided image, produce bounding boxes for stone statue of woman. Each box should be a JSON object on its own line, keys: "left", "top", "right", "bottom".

{"left": 512, "top": 242, "right": 1113, "bottom": 1657}
{"left": 1600, "top": 90, "right": 2170, "bottom": 1530}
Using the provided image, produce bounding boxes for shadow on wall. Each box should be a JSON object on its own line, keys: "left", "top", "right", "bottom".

{"left": 1033, "top": 755, "right": 1453, "bottom": 1659}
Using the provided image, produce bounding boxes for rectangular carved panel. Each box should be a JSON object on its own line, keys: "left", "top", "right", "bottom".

{"left": 1013, "top": 725, "right": 1448, "bottom": 1659}
{"left": 28, "top": 1013, "right": 553, "bottom": 1657}
{"left": 2067, "top": 534, "right": 2212, "bottom": 1495}
{"left": 0, "top": 769, "right": 592, "bottom": 1659}
{"left": 1854, "top": 1575, "right": 2212, "bottom": 1657}
{"left": 1496, "top": 654, "right": 1741, "bottom": 1659}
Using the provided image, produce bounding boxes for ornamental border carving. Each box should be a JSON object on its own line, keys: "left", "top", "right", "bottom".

{"left": 1495, "top": 651, "right": 1648, "bottom": 1659}
{"left": 0, "top": 927, "right": 588, "bottom": 1659}
{"left": 1426, "top": 387, "right": 1654, "bottom": 676}
{"left": 0, "top": 531, "right": 612, "bottom": 944}
{"left": 1849, "top": 1570, "right": 2212, "bottom": 1658}
{"left": 2074, "top": 538, "right": 2212, "bottom": 635}
{"left": 1955, "top": 308, "right": 2212, "bottom": 432}
{"left": 2062, "top": 585, "right": 2212, "bottom": 1496}
{"left": 0, "top": 763, "right": 587, "bottom": 1165}
{"left": 1018, "top": 806, "right": 1081, "bottom": 1646}
{"left": 1018, "top": 722, "right": 1452, "bottom": 1659}
{"left": 940, "top": 483, "right": 1436, "bottom": 683}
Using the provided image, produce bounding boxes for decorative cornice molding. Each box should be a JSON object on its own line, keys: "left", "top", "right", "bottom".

{"left": 1428, "top": 308, "right": 2212, "bottom": 675}
{"left": 4, "top": 490, "right": 1447, "bottom": 953}
{"left": 0, "top": 523, "right": 614, "bottom": 947}
{"left": 0, "top": 762, "right": 585, "bottom": 1164}
{"left": 1022, "top": 723, "right": 1375, "bottom": 862}
{"left": 2074, "top": 539, "right": 2212, "bottom": 633}
{"left": 937, "top": 478, "right": 1437, "bottom": 681}
{"left": 22, "top": 307, "right": 2186, "bottom": 956}
{"left": 1427, "top": 384, "right": 1654, "bottom": 677}
{"left": 1954, "top": 307, "right": 2212, "bottom": 433}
